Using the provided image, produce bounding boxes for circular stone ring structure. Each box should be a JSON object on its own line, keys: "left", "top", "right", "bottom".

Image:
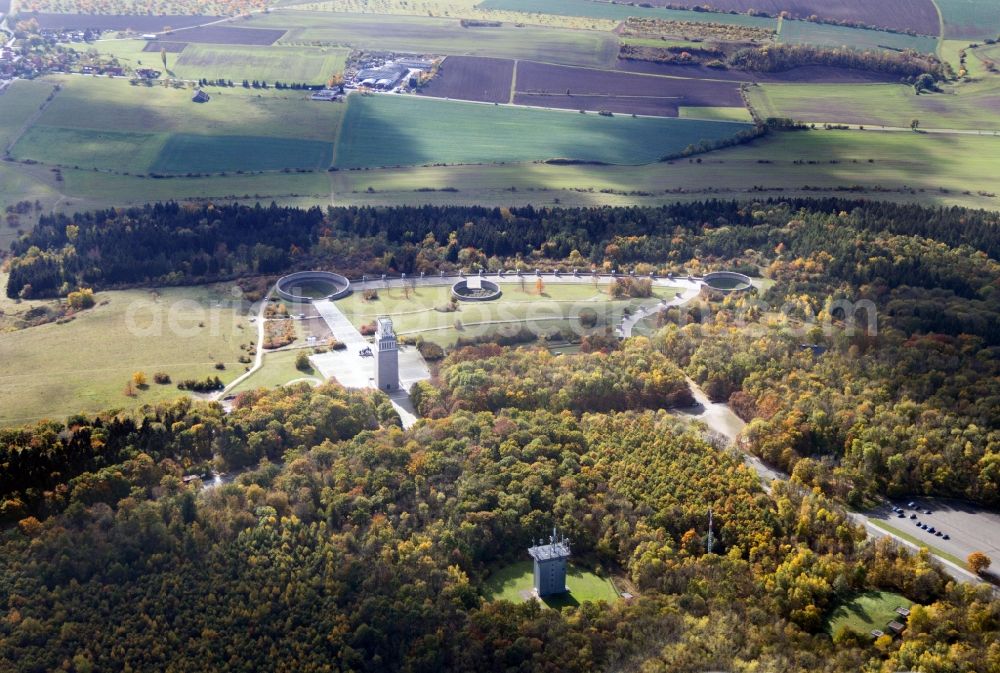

{"left": 451, "top": 278, "right": 502, "bottom": 302}
{"left": 702, "top": 271, "right": 753, "bottom": 294}
{"left": 275, "top": 271, "right": 352, "bottom": 302}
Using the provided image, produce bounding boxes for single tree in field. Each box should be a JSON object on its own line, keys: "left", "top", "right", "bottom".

{"left": 132, "top": 371, "right": 147, "bottom": 387}
{"left": 160, "top": 48, "right": 167, "bottom": 72}
{"left": 295, "top": 351, "right": 311, "bottom": 372}
{"left": 910, "top": 119, "right": 920, "bottom": 131}
{"left": 535, "top": 277, "right": 544, "bottom": 295}
{"left": 124, "top": 380, "right": 137, "bottom": 397}
{"left": 967, "top": 552, "right": 992, "bottom": 575}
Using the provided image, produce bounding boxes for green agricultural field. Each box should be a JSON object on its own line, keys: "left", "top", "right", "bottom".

{"left": 333, "top": 95, "right": 753, "bottom": 168}
{"left": 250, "top": 10, "right": 620, "bottom": 67}
{"left": 6, "top": 76, "right": 343, "bottom": 174}
{"left": 483, "top": 560, "right": 620, "bottom": 608}
{"left": 935, "top": 0, "right": 1000, "bottom": 39}
{"left": 778, "top": 18, "right": 938, "bottom": 53}
{"left": 0, "top": 283, "right": 253, "bottom": 425}
{"left": 12, "top": 126, "right": 168, "bottom": 173}
{"left": 6, "top": 115, "right": 1000, "bottom": 216}
{"left": 747, "top": 79, "right": 1000, "bottom": 130}
{"left": 32, "top": 76, "right": 344, "bottom": 141}
{"left": 826, "top": 591, "right": 912, "bottom": 636}
{"left": 477, "top": 0, "right": 777, "bottom": 29}
{"left": 152, "top": 134, "right": 333, "bottom": 173}
{"left": 331, "top": 128, "right": 1000, "bottom": 210}
{"left": 171, "top": 44, "right": 349, "bottom": 84}
{"left": 679, "top": 106, "right": 754, "bottom": 122}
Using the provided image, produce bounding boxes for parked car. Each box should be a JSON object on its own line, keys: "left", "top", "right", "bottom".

{"left": 942, "top": 534, "right": 950, "bottom": 540}
{"left": 928, "top": 527, "right": 936, "bottom": 533}
{"left": 897, "top": 512, "right": 905, "bottom": 518}
{"left": 908, "top": 502, "right": 917, "bottom": 508}
{"left": 909, "top": 514, "right": 917, "bottom": 519}
{"left": 925, "top": 509, "right": 932, "bottom": 515}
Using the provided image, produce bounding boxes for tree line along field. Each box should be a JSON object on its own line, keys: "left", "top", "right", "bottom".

{"left": 476, "top": 0, "right": 777, "bottom": 29}
{"left": 0, "top": 283, "right": 251, "bottom": 425}
{"left": 620, "top": 0, "right": 940, "bottom": 35}
{"left": 332, "top": 94, "right": 752, "bottom": 168}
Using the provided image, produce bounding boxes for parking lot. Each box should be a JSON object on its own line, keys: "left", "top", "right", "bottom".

{"left": 872, "top": 498, "right": 1000, "bottom": 572}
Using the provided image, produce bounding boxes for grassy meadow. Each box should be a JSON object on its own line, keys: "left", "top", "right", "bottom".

{"left": 333, "top": 94, "right": 753, "bottom": 168}
{"left": 778, "top": 19, "right": 938, "bottom": 53}
{"left": 229, "top": 350, "right": 322, "bottom": 394}
{"left": 747, "top": 79, "right": 1000, "bottom": 130}
{"left": 483, "top": 560, "right": 620, "bottom": 608}
{"left": 0, "top": 283, "right": 254, "bottom": 425}
{"left": 331, "top": 129, "right": 1000, "bottom": 209}
{"left": 826, "top": 591, "right": 911, "bottom": 636}
{"left": 936, "top": 0, "right": 1000, "bottom": 39}
{"left": 252, "top": 10, "right": 620, "bottom": 67}
{"left": 335, "top": 280, "right": 681, "bottom": 346}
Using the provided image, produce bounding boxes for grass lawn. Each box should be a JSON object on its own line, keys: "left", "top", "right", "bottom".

{"left": 251, "top": 10, "right": 621, "bottom": 68}
{"left": 778, "top": 18, "right": 938, "bottom": 53}
{"left": 483, "top": 560, "right": 619, "bottom": 608}
{"left": 0, "top": 283, "right": 254, "bottom": 425}
{"left": 747, "top": 79, "right": 1000, "bottom": 130}
{"left": 229, "top": 349, "right": 321, "bottom": 394}
{"left": 336, "top": 281, "right": 682, "bottom": 346}
{"left": 334, "top": 94, "right": 753, "bottom": 168}
{"left": 826, "top": 591, "right": 911, "bottom": 636}
{"left": 679, "top": 106, "right": 754, "bottom": 122}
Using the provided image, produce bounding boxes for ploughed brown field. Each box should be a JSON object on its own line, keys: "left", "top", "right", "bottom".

{"left": 22, "top": 13, "right": 220, "bottom": 31}
{"left": 512, "top": 61, "right": 742, "bottom": 116}
{"left": 633, "top": 0, "right": 940, "bottom": 35}
{"left": 419, "top": 56, "right": 515, "bottom": 103}
{"left": 616, "top": 60, "right": 906, "bottom": 84}
{"left": 166, "top": 26, "right": 286, "bottom": 45}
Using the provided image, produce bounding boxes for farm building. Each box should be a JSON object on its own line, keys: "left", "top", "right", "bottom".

{"left": 192, "top": 90, "right": 210, "bottom": 103}
{"left": 355, "top": 64, "right": 409, "bottom": 90}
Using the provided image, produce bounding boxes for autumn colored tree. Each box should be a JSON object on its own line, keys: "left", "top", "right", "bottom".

{"left": 132, "top": 371, "right": 147, "bottom": 387}
{"left": 968, "top": 552, "right": 992, "bottom": 575}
